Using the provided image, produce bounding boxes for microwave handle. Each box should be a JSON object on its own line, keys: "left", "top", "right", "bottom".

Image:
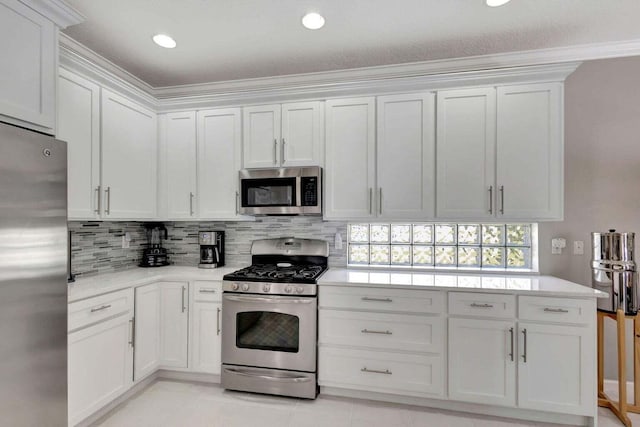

{"left": 296, "top": 176, "right": 302, "bottom": 209}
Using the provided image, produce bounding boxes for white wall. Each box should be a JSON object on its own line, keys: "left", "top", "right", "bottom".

{"left": 538, "top": 55, "right": 640, "bottom": 380}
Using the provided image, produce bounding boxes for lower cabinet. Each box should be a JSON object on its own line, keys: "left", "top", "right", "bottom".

{"left": 190, "top": 281, "right": 223, "bottom": 374}
{"left": 134, "top": 283, "right": 160, "bottom": 380}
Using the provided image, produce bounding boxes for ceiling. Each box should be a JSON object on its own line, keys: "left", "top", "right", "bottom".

{"left": 62, "top": 0, "right": 640, "bottom": 88}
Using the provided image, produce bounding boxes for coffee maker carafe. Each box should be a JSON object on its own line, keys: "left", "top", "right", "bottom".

{"left": 139, "top": 222, "right": 170, "bottom": 267}
{"left": 199, "top": 231, "right": 224, "bottom": 269}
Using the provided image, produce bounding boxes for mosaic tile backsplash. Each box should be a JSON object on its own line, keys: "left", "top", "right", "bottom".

{"left": 69, "top": 218, "right": 347, "bottom": 278}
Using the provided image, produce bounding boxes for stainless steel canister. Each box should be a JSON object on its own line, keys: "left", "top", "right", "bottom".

{"left": 592, "top": 230, "right": 637, "bottom": 314}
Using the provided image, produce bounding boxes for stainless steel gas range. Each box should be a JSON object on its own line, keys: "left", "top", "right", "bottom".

{"left": 221, "top": 237, "right": 328, "bottom": 399}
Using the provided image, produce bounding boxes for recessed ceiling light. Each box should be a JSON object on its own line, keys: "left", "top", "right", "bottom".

{"left": 302, "top": 12, "right": 325, "bottom": 30}
{"left": 152, "top": 34, "right": 177, "bottom": 49}
{"left": 486, "top": 0, "right": 511, "bottom": 6}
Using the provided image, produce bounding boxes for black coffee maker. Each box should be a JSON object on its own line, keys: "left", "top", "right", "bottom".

{"left": 139, "top": 222, "right": 170, "bottom": 267}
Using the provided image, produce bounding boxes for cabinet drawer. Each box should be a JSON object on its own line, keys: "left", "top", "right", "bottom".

{"left": 193, "top": 281, "right": 222, "bottom": 302}
{"left": 449, "top": 292, "right": 516, "bottom": 319}
{"left": 319, "top": 286, "right": 443, "bottom": 314}
{"left": 68, "top": 288, "right": 134, "bottom": 332}
{"left": 519, "top": 296, "right": 594, "bottom": 325}
{"left": 318, "top": 347, "right": 443, "bottom": 397}
{"left": 319, "top": 310, "right": 443, "bottom": 353}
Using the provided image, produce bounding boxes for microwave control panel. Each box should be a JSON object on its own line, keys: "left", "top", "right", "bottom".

{"left": 301, "top": 177, "right": 318, "bottom": 206}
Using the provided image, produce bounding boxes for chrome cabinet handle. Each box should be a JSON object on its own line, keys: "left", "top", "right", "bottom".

{"left": 379, "top": 188, "right": 382, "bottom": 215}
{"left": 369, "top": 188, "right": 373, "bottom": 214}
{"left": 281, "top": 138, "right": 286, "bottom": 164}
{"left": 235, "top": 191, "right": 239, "bottom": 215}
{"left": 181, "top": 286, "right": 186, "bottom": 313}
{"left": 128, "top": 318, "right": 135, "bottom": 347}
{"left": 199, "top": 289, "right": 217, "bottom": 293}
{"left": 509, "top": 327, "right": 514, "bottom": 361}
{"left": 361, "top": 367, "right": 392, "bottom": 375}
{"left": 273, "top": 139, "right": 277, "bottom": 164}
{"left": 189, "top": 192, "right": 195, "bottom": 216}
{"left": 522, "top": 328, "right": 527, "bottom": 363}
{"left": 94, "top": 186, "right": 101, "bottom": 214}
{"left": 488, "top": 185, "right": 493, "bottom": 214}
{"left": 217, "top": 307, "right": 221, "bottom": 336}
{"left": 499, "top": 185, "right": 505, "bottom": 215}
{"left": 361, "top": 329, "right": 392, "bottom": 335}
{"left": 544, "top": 307, "right": 570, "bottom": 313}
{"left": 104, "top": 187, "right": 111, "bottom": 215}
{"left": 470, "top": 303, "right": 494, "bottom": 308}
{"left": 90, "top": 304, "right": 111, "bottom": 313}
{"left": 361, "top": 297, "right": 393, "bottom": 303}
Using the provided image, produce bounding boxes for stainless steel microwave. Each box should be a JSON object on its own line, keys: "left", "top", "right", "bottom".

{"left": 239, "top": 166, "right": 322, "bottom": 215}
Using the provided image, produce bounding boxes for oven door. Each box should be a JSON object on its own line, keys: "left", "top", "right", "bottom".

{"left": 222, "top": 293, "right": 317, "bottom": 372}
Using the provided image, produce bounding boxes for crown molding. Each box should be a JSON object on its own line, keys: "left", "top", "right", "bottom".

{"left": 21, "top": 0, "right": 84, "bottom": 28}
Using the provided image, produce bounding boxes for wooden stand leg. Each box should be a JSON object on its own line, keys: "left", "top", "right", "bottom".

{"left": 635, "top": 315, "right": 640, "bottom": 407}
{"left": 599, "top": 313, "right": 604, "bottom": 398}
{"left": 618, "top": 309, "right": 629, "bottom": 419}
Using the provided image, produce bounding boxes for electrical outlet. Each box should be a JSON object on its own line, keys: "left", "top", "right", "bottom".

{"left": 122, "top": 232, "right": 131, "bottom": 249}
{"left": 573, "top": 240, "right": 584, "bottom": 255}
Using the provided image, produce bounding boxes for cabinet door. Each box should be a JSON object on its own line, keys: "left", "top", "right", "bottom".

{"left": 197, "top": 108, "right": 244, "bottom": 219}
{"left": 518, "top": 323, "right": 595, "bottom": 415}
{"left": 281, "top": 101, "right": 323, "bottom": 167}
{"left": 448, "top": 318, "right": 516, "bottom": 407}
{"left": 134, "top": 283, "right": 160, "bottom": 381}
{"left": 497, "top": 83, "right": 563, "bottom": 220}
{"left": 324, "top": 97, "right": 376, "bottom": 220}
{"left": 58, "top": 69, "right": 101, "bottom": 219}
{"left": 243, "top": 105, "right": 281, "bottom": 168}
{"left": 0, "top": 0, "right": 56, "bottom": 133}
{"left": 377, "top": 93, "right": 435, "bottom": 219}
{"left": 436, "top": 88, "right": 496, "bottom": 219}
{"left": 191, "top": 301, "right": 222, "bottom": 374}
{"left": 158, "top": 282, "right": 189, "bottom": 368}
{"left": 101, "top": 89, "right": 158, "bottom": 219}
{"left": 160, "top": 112, "right": 197, "bottom": 219}
{"left": 68, "top": 314, "right": 134, "bottom": 426}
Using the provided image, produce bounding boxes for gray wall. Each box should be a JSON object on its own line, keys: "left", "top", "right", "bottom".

{"left": 538, "top": 56, "right": 640, "bottom": 380}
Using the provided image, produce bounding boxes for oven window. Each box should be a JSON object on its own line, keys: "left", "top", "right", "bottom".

{"left": 236, "top": 311, "right": 299, "bottom": 353}
{"left": 242, "top": 178, "right": 296, "bottom": 207}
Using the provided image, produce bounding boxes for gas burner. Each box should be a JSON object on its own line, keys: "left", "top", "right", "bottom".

{"left": 224, "top": 262, "right": 327, "bottom": 284}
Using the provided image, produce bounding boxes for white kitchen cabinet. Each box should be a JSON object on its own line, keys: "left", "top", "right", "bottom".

{"left": 448, "top": 317, "right": 516, "bottom": 407}
{"left": 243, "top": 105, "right": 281, "bottom": 168}
{"left": 68, "top": 291, "right": 134, "bottom": 427}
{"left": 197, "top": 108, "right": 244, "bottom": 219}
{"left": 497, "top": 83, "right": 563, "bottom": 220}
{"left": 101, "top": 88, "right": 158, "bottom": 219}
{"left": 58, "top": 69, "right": 101, "bottom": 219}
{"left": 134, "top": 283, "right": 160, "bottom": 381}
{"left": 159, "top": 112, "right": 197, "bottom": 219}
{"left": 191, "top": 281, "right": 222, "bottom": 374}
{"left": 436, "top": 88, "right": 497, "bottom": 219}
{"left": 324, "top": 97, "right": 376, "bottom": 220}
{"left": 158, "top": 282, "right": 189, "bottom": 368}
{"left": 376, "top": 93, "right": 436, "bottom": 219}
{"left": 517, "top": 322, "right": 594, "bottom": 415}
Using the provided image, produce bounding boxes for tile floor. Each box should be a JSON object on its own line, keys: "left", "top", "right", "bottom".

{"left": 95, "top": 380, "right": 639, "bottom": 427}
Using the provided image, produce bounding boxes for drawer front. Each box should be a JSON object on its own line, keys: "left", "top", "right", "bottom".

{"left": 68, "top": 288, "right": 134, "bottom": 332}
{"left": 449, "top": 292, "right": 516, "bottom": 319}
{"left": 319, "top": 310, "right": 443, "bottom": 353}
{"left": 193, "top": 281, "right": 222, "bottom": 302}
{"left": 318, "top": 347, "right": 443, "bottom": 397}
{"left": 319, "top": 286, "right": 443, "bottom": 314}
{"left": 519, "top": 296, "right": 595, "bottom": 325}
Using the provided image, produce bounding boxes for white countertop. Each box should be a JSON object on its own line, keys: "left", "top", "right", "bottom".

{"left": 68, "top": 266, "right": 238, "bottom": 302}
{"left": 318, "top": 268, "right": 607, "bottom": 298}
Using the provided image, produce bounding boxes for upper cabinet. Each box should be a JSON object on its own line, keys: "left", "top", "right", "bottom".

{"left": 0, "top": 0, "right": 82, "bottom": 134}
{"left": 243, "top": 102, "right": 323, "bottom": 168}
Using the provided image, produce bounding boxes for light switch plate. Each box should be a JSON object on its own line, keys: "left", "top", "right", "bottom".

{"left": 573, "top": 240, "right": 584, "bottom": 255}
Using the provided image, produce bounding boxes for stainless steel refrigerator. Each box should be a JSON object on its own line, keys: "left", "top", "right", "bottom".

{"left": 0, "top": 121, "right": 67, "bottom": 426}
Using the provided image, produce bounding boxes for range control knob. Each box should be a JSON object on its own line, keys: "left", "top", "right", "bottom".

{"left": 296, "top": 286, "right": 304, "bottom": 294}
{"left": 262, "top": 284, "right": 271, "bottom": 293}
{"left": 241, "top": 283, "right": 250, "bottom": 292}
{"left": 231, "top": 283, "right": 239, "bottom": 291}
{"left": 284, "top": 285, "right": 293, "bottom": 294}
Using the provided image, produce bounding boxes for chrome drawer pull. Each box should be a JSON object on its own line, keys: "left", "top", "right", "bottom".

{"left": 470, "top": 303, "right": 494, "bottom": 308}
{"left": 224, "top": 368, "right": 312, "bottom": 383}
{"left": 361, "top": 297, "right": 393, "bottom": 303}
{"left": 544, "top": 308, "right": 569, "bottom": 313}
{"left": 509, "top": 327, "right": 514, "bottom": 361}
{"left": 361, "top": 367, "right": 392, "bottom": 375}
{"left": 361, "top": 329, "right": 392, "bottom": 335}
{"left": 90, "top": 304, "right": 111, "bottom": 313}
{"left": 199, "top": 289, "right": 217, "bottom": 293}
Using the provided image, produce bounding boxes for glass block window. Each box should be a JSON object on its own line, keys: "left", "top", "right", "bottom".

{"left": 348, "top": 223, "right": 534, "bottom": 270}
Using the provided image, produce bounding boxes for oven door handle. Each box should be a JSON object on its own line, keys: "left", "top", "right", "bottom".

{"left": 224, "top": 295, "right": 314, "bottom": 304}
{"left": 223, "top": 368, "right": 313, "bottom": 383}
